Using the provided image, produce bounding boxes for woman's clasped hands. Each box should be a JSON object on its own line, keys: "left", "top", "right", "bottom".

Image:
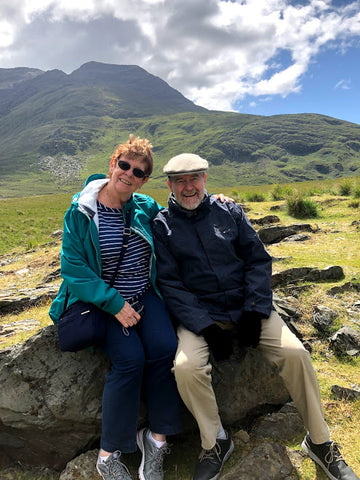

{"left": 114, "top": 301, "right": 141, "bottom": 328}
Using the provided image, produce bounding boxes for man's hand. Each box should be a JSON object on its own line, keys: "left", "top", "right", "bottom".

{"left": 237, "top": 311, "right": 266, "bottom": 348}
{"left": 201, "top": 324, "right": 233, "bottom": 361}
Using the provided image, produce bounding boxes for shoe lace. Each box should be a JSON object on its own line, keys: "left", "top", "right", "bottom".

{"left": 324, "top": 442, "right": 345, "bottom": 467}
{"left": 199, "top": 443, "right": 222, "bottom": 463}
{"left": 107, "top": 452, "right": 131, "bottom": 479}
{"left": 148, "top": 444, "right": 171, "bottom": 473}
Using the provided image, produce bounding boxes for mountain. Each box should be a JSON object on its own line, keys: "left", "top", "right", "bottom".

{"left": 0, "top": 61, "right": 359, "bottom": 197}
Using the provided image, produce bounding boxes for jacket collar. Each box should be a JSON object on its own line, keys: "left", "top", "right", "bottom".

{"left": 75, "top": 176, "right": 109, "bottom": 216}
{"left": 74, "top": 174, "right": 137, "bottom": 220}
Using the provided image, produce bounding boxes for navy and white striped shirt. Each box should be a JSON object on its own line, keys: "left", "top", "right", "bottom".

{"left": 97, "top": 201, "right": 151, "bottom": 300}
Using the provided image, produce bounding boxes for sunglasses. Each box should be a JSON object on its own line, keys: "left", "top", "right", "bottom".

{"left": 117, "top": 160, "right": 148, "bottom": 179}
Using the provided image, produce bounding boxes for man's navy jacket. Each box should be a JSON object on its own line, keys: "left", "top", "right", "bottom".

{"left": 152, "top": 193, "right": 273, "bottom": 334}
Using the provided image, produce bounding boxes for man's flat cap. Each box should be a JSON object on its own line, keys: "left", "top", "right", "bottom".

{"left": 163, "top": 153, "right": 208, "bottom": 175}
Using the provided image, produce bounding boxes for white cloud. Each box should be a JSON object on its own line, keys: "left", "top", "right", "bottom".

{"left": 334, "top": 78, "right": 351, "bottom": 89}
{"left": 0, "top": 20, "right": 14, "bottom": 47}
{"left": 251, "top": 63, "right": 305, "bottom": 96}
{"left": 0, "top": 0, "right": 359, "bottom": 111}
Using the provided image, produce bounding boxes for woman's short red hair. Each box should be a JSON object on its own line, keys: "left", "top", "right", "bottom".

{"left": 110, "top": 134, "right": 153, "bottom": 176}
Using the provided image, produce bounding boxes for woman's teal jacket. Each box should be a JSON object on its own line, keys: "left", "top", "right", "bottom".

{"left": 49, "top": 174, "right": 163, "bottom": 324}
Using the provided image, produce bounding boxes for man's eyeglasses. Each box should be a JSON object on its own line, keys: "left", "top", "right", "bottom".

{"left": 117, "top": 160, "right": 148, "bottom": 179}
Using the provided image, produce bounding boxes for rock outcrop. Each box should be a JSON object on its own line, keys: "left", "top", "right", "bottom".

{"left": 0, "top": 326, "right": 109, "bottom": 469}
{"left": 257, "top": 224, "right": 315, "bottom": 244}
{"left": 271, "top": 265, "right": 344, "bottom": 288}
{"left": 0, "top": 325, "right": 288, "bottom": 469}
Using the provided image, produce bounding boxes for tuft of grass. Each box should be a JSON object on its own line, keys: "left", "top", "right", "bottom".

{"left": 271, "top": 184, "right": 294, "bottom": 200}
{"left": 353, "top": 184, "right": 360, "bottom": 199}
{"left": 338, "top": 179, "right": 353, "bottom": 196}
{"left": 286, "top": 194, "right": 319, "bottom": 218}
{"left": 245, "top": 191, "right": 267, "bottom": 202}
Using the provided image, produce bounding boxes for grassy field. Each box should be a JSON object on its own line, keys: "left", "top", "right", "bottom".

{"left": 0, "top": 175, "right": 359, "bottom": 479}
{"left": 1, "top": 175, "right": 359, "bottom": 255}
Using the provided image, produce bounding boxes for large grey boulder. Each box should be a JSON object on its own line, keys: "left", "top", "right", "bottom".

{"left": 0, "top": 326, "right": 109, "bottom": 469}
{"left": 0, "top": 325, "right": 289, "bottom": 470}
{"left": 212, "top": 346, "right": 289, "bottom": 425}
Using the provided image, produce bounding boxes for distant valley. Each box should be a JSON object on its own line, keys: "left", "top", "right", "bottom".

{"left": 0, "top": 61, "right": 359, "bottom": 197}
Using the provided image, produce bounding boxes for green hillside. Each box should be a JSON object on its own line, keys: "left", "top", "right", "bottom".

{"left": 0, "top": 62, "right": 359, "bottom": 197}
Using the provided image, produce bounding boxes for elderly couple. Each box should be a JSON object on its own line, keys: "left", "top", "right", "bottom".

{"left": 50, "top": 135, "right": 358, "bottom": 480}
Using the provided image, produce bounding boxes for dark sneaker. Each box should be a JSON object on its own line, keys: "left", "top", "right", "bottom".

{"left": 301, "top": 434, "right": 359, "bottom": 480}
{"left": 137, "top": 428, "right": 170, "bottom": 480}
{"left": 96, "top": 451, "right": 133, "bottom": 480}
{"left": 193, "top": 435, "right": 234, "bottom": 480}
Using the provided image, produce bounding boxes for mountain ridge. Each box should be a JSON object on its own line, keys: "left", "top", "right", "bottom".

{"left": 0, "top": 61, "right": 359, "bottom": 197}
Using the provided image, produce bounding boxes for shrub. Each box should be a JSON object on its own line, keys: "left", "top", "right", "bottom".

{"left": 271, "top": 184, "right": 293, "bottom": 200}
{"left": 246, "top": 192, "right": 266, "bottom": 202}
{"left": 307, "top": 187, "right": 323, "bottom": 196}
{"left": 338, "top": 179, "right": 352, "bottom": 196}
{"left": 353, "top": 185, "right": 360, "bottom": 199}
{"left": 286, "top": 194, "right": 319, "bottom": 218}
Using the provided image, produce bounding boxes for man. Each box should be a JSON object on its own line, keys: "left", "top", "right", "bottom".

{"left": 151, "top": 153, "right": 359, "bottom": 480}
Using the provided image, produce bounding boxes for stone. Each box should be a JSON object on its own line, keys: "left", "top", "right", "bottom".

{"left": 0, "top": 325, "right": 289, "bottom": 470}
{"left": 272, "top": 267, "right": 318, "bottom": 287}
{"left": 50, "top": 230, "right": 64, "bottom": 239}
{"left": 212, "top": 347, "right": 289, "bottom": 426}
{"left": 320, "top": 266, "right": 345, "bottom": 281}
{"left": 282, "top": 234, "right": 311, "bottom": 242}
{"left": 252, "top": 410, "right": 305, "bottom": 441}
{"left": 250, "top": 215, "right": 281, "bottom": 226}
{"left": 258, "top": 224, "right": 314, "bottom": 244}
{"left": 327, "top": 282, "right": 360, "bottom": 296}
{"left": 233, "top": 429, "right": 250, "bottom": 446}
{"left": 0, "top": 318, "right": 40, "bottom": 340}
{"left": 0, "top": 326, "right": 110, "bottom": 469}
{"left": 43, "top": 268, "right": 61, "bottom": 283}
{"left": 271, "top": 266, "right": 344, "bottom": 288}
{"left": 273, "top": 295, "right": 301, "bottom": 321}
{"left": 59, "top": 450, "right": 98, "bottom": 480}
{"left": 331, "top": 385, "right": 360, "bottom": 402}
{"left": 222, "top": 442, "right": 298, "bottom": 480}
{"left": 273, "top": 294, "right": 303, "bottom": 341}
{"left": 311, "top": 305, "right": 338, "bottom": 334}
{"left": 329, "top": 326, "right": 360, "bottom": 356}
{"left": 272, "top": 256, "right": 293, "bottom": 263}
{"left": 0, "top": 286, "right": 58, "bottom": 314}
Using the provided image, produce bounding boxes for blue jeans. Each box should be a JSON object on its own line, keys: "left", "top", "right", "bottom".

{"left": 100, "top": 288, "right": 182, "bottom": 453}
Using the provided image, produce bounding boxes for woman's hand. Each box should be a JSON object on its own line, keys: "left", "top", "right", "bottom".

{"left": 211, "top": 193, "right": 235, "bottom": 203}
{"left": 114, "top": 302, "right": 141, "bottom": 328}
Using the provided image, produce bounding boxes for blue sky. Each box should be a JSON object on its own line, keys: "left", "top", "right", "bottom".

{"left": 0, "top": 0, "right": 359, "bottom": 125}
{"left": 242, "top": 45, "right": 360, "bottom": 123}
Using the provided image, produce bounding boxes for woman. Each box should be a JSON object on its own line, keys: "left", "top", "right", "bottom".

{"left": 50, "top": 135, "right": 182, "bottom": 480}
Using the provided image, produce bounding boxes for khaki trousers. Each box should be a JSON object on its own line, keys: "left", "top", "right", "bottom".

{"left": 173, "top": 310, "right": 330, "bottom": 450}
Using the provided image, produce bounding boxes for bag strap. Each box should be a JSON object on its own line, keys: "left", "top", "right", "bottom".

{"left": 64, "top": 208, "right": 131, "bottom": 307}
{"left": 109, "top": 208, "right": 131, "bottom": 287}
